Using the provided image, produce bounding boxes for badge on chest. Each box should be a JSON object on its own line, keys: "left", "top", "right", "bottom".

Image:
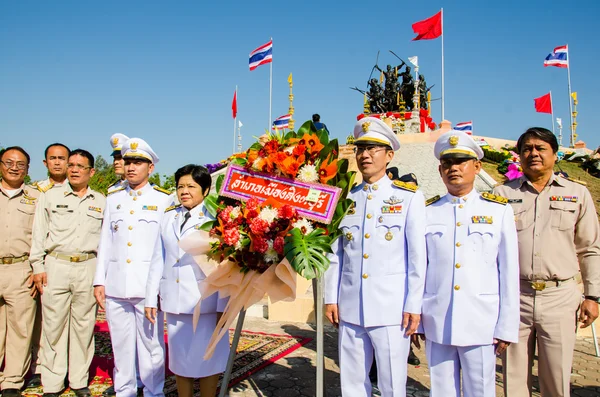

{"left": 381, "top": 205, "right": 402, "bottom": 214}
{"left": 549, "top": 196, "right": 577, "bottom": 203}
{"left": 471, "top": 216, "right": 493, "bottom": 224}
{"left": 142, "top": 205, "right": 158, "bottom": 211}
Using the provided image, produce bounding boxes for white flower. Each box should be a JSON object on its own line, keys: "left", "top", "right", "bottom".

{"left": 234, "top": 239, "right": 244, "bottom": 251}
{"left": 252, "top": 158, "right": 264, "bottom": 171}
{"left": 284, "top": 145, "right": 295, "bottom": 154}
{"left": 292, "top": 218, "right": 314, "bottom": 235}
{"left": 258, "top": 206, "right": 279, "bottom": 224}
{"left": 296, "top": 164, "right": 319, "bottom": 183}
{"left": 264, "top": 240, "right": 280, "bottom": 263}
{"left": 230, "top": 206, "right": 241, "bottom": 219}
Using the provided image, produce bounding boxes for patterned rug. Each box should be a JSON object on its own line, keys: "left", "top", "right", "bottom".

{"left": 21, "top": 313, "right": 310, "bottom": 396}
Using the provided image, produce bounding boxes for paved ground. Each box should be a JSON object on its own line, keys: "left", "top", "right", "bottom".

{"left": 226, "top": 316, "right": 600, "bottom": 397}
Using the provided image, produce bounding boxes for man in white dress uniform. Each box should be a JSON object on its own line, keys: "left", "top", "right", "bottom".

{"left": 93, "top": 138, "right": 171, "bottom": 397}
{"left": 324, "top": 117, "right": 427, "bottom": 397}
{"left": 419, "top": 130, "right": 520, "bottom": 396}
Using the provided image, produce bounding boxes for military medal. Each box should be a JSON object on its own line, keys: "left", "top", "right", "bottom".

{"left": 117, "top": 204, "right": 121, "bottom": 210}
{"left": 345, "top": 232, "right": 353, "bottom": 241}
{"left": 385, "top": 231, "right": 393, "bottom": 241}
{"left": 549, "top": 196, "right": 577, "bottom": 203}
{"left": 378, "top": 216, "right": 383, "bottom": 223}
{"left": 383, "top": 196, "right": 403, "bottom": 205}
{"left": 113, "top": 224, "right": 119, "bottom": 231}
{"left": 471, "top": 216, "right": 493, "bottom": 224}
{"left": 381, "top": 205, "right": 402, "bottom": 214}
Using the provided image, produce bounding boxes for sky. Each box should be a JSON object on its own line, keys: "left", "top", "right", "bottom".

{"left": 1, "top": 0, "right": 599, "bottom": 180}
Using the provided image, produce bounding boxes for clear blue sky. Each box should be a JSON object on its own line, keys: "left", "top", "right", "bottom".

{"left": 1, "top": 0, "right": 598, "bottom": 180}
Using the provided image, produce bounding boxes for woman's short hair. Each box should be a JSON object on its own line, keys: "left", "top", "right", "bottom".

{"left": 174, "top": 164, "right": 211, "bottom": 194}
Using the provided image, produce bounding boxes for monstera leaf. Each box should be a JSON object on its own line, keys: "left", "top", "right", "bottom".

{"left": 284, "top": 228, "right": 333, "bottom": 280}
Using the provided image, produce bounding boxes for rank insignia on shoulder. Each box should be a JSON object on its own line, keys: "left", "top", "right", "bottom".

{"left": 142, "top": 205, "right": 158, "bottom": 211}
{"left": 472, "top": 216, "right": 493, "bottom": 224}
{"left": 88, "top": 206, "right": 102, "bottom": 213}
{"left": 481, "top": 192, "right": 508, "bottom": 205}
{"left": 22, "top": 191, "right": 37, "bottom": 201}
{"left": 381, "top": 205, "right": 402, "bottom": 214}
{"left": 392, "top": 180, "right": 418, "bottom": 192}
{"left": 549, "top": 196, "right": 578, "bottom": 203}
{"left": 108, "top": 187, "right": 125, "bottom": 195}
{"left": 508, "top": 198, "right": 523, "bottom": 204}
{"left": 153, "top": 186, "right": 171, "bottom": 195}
{"left": 165, "top": 204, "right": 182, "bottom": 212}
{"left": 425, "top": 195, "right": 441, "bottom": 206}
{"left": 383, "top": 195, "right": 403, "bottom": 205}
{"left": 36, "top": 182, "right": 54, "bottom": 193}
{"left": 567, "top": 177, "right": 587, "bottom": 186}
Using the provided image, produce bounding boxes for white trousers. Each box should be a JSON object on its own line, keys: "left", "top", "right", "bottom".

{"left": 426, "top": 340, "right": 496, "bottom": 397}
{"left": 339, "top": 321, "right": 410, "bottom": 397}
{"left": 106, "top": 297, "right": 165, "bottom": 397}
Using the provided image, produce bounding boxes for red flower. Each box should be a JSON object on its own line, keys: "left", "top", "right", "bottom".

{"left": 219, "top": 206, "right": 234, "bottom": 226}
{"left": 292, "top": 144, "right": 307, "bottom": 157}
{"left": 278, "top": 205, "right": 296, "bottom": 220}
{"left": 274, "top": 236, "right": 285, "bottom": 255}
{"left": 263, "top": 139, "right": 280, "bottom": 154}
{"left": 223, "top": 227, "right": 240, "bottom": 246}
{"left": 246, "top": 197, "right": 260, "bottom": 211}
{"left": 250, "top": 217, "right": 270, "bottom": 235}
{"left": 253, "top": 237, "right": 269, "bottom": 253}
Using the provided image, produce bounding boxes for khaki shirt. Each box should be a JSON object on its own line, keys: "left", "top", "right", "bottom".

{"left": 494, "top": 174, "right": 600, "bottom": 295}
{"left": 0, "top": 184, "right": 40, "bottom": 258}
{"left": 30, "top": 184, "right": 106, "bottom": 274}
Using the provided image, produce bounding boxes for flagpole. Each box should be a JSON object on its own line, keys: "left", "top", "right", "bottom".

{"left": 233, "top": 86, "right": 237, "bottom": 154}
{"left": 269, "top": 37, "right": 273, "bottom": 131}
{"left": 441, "top": 7, "right": 445, "bottom": 121}
{"left": 566, "top": 44, "right": 575, "bottom": 147}
{"left": 550, "top": 90, "right": 555, "bottom": 135}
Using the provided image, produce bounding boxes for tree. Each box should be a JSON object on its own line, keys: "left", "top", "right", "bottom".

{"left": 89, "top": 155, "right": 118, "bottom": 195}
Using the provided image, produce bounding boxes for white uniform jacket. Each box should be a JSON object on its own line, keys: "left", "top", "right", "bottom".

{"left": 145, "top": 203, "right": 226, "bottom": 314}
{"left": 324, "top": 175, "right": 427, "bottom": 327}
{"left": 93, "top": 183, "right": 171, "bottom": 298}
{"left": 422, "top": 190, "right": 520, "bottom": 346}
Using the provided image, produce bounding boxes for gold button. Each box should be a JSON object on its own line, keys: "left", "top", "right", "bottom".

{"left": 176, "top": 258, "right": 180, "bottom": 262}
{"left": 130, "top": 210, "right": 134, "bottom": 214}
{"left": 128, "top": 226, "right": 133, "bottom": 230}
{"left": 365, "top": 233, "right": 370, "bottom": 239}
{"left": 126, "top": 259, "right": 131, "bottom": 263}
{"left": 378, "top": 216, "right": 383, "bottom": 223}
{"left": 454, "top": 285, "right": 460, "bottom": 290}
{"left": 363, "top": 185, "right": 369, "bottom": 191}
{"left": 133, "top": 197, "right": 137, "bottom": 201}
{"left": 456, "top": 222, "right": 462, "bottom": 226}
{"left": 367, "top": 194, "right": 373, "bottom": 200}
{"left": 456, "top": 242, "right": 461, "bottom": 247}
{"left": 452, "top": 199, "right": 457, "bottom": 203}
{"left": 363, "top": 253, "right": 369, "bottom": 259}
{"left": 127, "top": 242, "right": 132, "bottom": 247}
{"left": 372, "top": 184, "right": 378, "bottom": 191}
{"left": 455, "top": 263, "right": 461, "bottom": 269}
{"left": 176, "top": 278, "right": 179, "bottom": 283}
{"left": 362, "top": 273, "right": 368, "bottom": 279}
{"left": 367, "top": 213, "right": 373, "bottom": 219}
{"left": 138, "top": 191, "right": 142, "bottom": 196}
{"left": 459, "top": 205, "right": 464, "bottom": 209}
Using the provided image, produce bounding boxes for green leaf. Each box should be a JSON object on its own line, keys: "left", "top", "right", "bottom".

{"left": 215, "top": 174, "right": 225, "bottom": 194}
{"left": 297, "top": 120, "right": 317, "bottom": 136}
{"left": 203, "top": 193, "right": 219, "bottom": 218}
{"left": 284, "top": 228, "right": 333, "bottom": 280}
{"left": 249, "top": 142, "right": 263, "bottom": 151}
{"left": 327, "top": 198, "right": 355, "bottom": 239}
{"left": 231, "top": 157, "right": 247, "bottom": 167}
{"left": 199, "top": 220, "right": 216, "bottom": 232}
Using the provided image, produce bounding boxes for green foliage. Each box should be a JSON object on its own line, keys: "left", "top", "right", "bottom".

{"left": 24, "top": 175, "right": 31, "bottom": 184}
{"left": 89, "top": 155, "right": 118, "bottom": 195}
{"left": 482, "top": 147, "right": 511, "bottom": 163}
{"left": 284, "top": 228, "right": 333, "bottom": 280}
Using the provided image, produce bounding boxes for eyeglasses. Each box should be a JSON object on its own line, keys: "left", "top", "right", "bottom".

{"left": 0, "top": 161, "right": 28, "bottom": 170}
{"left": 353, "top": 145, "right": 388, "bottom": 156}
{"left": 67, "top": 164, "right": 92, "bottom": 170}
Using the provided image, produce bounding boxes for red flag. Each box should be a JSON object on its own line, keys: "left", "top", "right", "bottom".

{"left": 232, "top": 90, "right": 237, "bottom": 119}
{"left": 534, "top": 93, "right": 552, "bottom": 114}
{"left": 412, "top": 11, "right": 442, "bottom": 41}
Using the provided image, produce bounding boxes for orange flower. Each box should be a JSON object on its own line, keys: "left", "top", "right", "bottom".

{"left": 297, "top": 133, "right": 324, "bottom": 155}
{"left": 279, "top": 155, "right": 302, "bottom": 178}
{"left": 318, "top": 155, "right": 337, "bottom": 184}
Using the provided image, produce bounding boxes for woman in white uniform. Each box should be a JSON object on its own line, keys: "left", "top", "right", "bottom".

{"left": 145, "top": 164, "right": 229, "bottom": 397}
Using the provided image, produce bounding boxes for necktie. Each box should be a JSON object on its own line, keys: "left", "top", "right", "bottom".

{"left": 180, "top": 211, "right": 191, "bottom": 232}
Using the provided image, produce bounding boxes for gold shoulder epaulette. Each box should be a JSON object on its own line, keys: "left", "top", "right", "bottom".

{"left": 425, "top": 195, "right": 441, "bottom": 206}
{"left": 36, "top": 181, "right": 54, "bottom": 193}
{"left": 23, "top": 187, "right": 38, "bottom": 200}
{"left": 567, "top": 177, "right": 587, "bottom": 186}
{"left": 481, "top": 192, "right": 508, "bottom": 205}
{"left": 392, "top": 180, "right": 418, "bottom": 192}
{"left": 153, "top": 185, "right": 171, "bottom": 195}
{"left": 107, "top": 187, "right": 125, "bottom": 196}
{"left": 165, "top": 204, "right": 182, "bottom": 213}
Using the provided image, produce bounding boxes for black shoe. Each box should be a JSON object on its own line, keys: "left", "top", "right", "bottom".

{"left": 137, "top": 387, "right": 144, "bottom": 396}
{"left": 407, "top": 348, "right": 420, "bottom": 366}
{"left": 2, "top": 389, "right": 21, "bottom": 397}
{"left": 102, "top": 386, "right": 116, "bottom": 397}
{"left": 26, "top": 374, "right": 42, "bottom": 388}
{"left": 72, "top": 387, "right": 92, "bottom": 397}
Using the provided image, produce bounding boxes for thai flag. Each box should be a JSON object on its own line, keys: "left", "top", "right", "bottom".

{"left": 544, "top": 45, "right": 568, "bottom": 68}
{"left": 455, "top": 121, "right": 473, "bottom": 135}
{"left": 249, "top": 40, "right": 273, "bottom": 71}
{"left": 272, "top": 114, "right": 291, "bottom": 130}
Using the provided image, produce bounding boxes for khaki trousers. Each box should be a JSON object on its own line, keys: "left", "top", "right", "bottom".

{"left": 30, "top": 296, "right": 43, "bottom": 375}
{"left": 503, "top": 280, "right": 581, "bottom": 397}
{"left": 40, "top": 256, "right": 97, "bottom": 393}
{"left": 0, "top": 262, "right": 37, "bottom": 389}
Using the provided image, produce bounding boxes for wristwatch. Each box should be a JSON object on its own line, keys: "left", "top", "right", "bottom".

{"left": 584, "top": 296, "right": 600, "bottom": 303}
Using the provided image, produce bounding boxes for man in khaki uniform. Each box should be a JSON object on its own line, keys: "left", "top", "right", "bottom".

{"left": 0, "top": 146, "right": 40, "bottom": 397}
{"left": 30, "top": 149, "right": 106, "bottom": 397}
{"left": 495, "top": 127, "right": 600, "bottom": 397}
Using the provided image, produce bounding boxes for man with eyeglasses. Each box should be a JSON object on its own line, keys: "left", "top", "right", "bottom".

{"left": 324, "top": 117, "right": 426, "bottom": 397}
{"left": 30, "top": 149, "right": 105, "bottom": 397}
{"left": 0, "top": 147, "right": 40, "bottom": 397}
